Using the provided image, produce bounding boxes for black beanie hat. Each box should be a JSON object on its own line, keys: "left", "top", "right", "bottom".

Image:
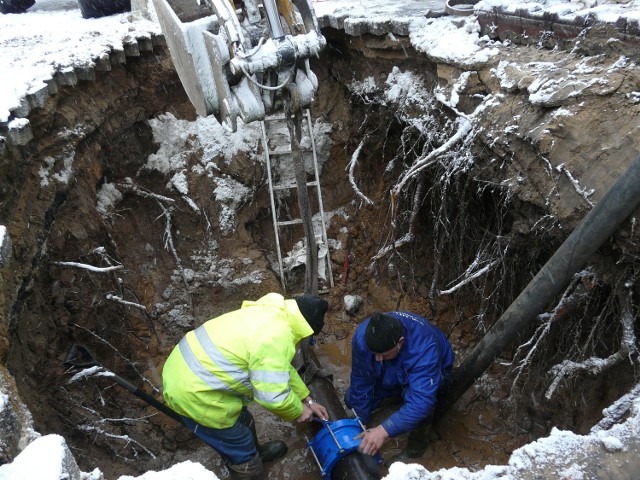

{"left": 295, "top": 294, "right": 329, "bottom": 335}
{"left": 365, "top": 313, "right": 404, "bottom": 353}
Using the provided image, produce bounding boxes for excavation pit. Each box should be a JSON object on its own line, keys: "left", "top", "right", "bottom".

{"left": 2, "top": 2, "right": 640, "bottom": 479}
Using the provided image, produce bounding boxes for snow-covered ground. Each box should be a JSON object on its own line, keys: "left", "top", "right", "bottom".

{"left": 3, "top": 0, "right": 640, "bottom": 123}
{"left": 1, "top": 393, "right": 639, "bottom": 479}
{"left": 2, "top": 0, "right": 640, "bottom": 479}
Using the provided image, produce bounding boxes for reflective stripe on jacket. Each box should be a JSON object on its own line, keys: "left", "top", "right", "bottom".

{"left": 348, "top": 311, "right": 455, "bottom": 437}
{"left": 162, "top": 293, "right": 313, "bottom": 429}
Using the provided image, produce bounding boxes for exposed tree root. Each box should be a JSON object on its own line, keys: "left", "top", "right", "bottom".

{"left": 391, "top": 115, "right": 473, "bottom": 197}
{"left": 105, "top": 294, "right": 147, "bottom": 311}
{"left": 592, "top": 382, "right": 640, "bottom": 431}
{"left": 510, "top": 270, "right": 594, "bottom": 392}
{"left": 347, "top": 138, "right": 374, "bottom": 206}
{"left": 545, "top": 283, "right": 639, "bottom": 400}
{"left": 57, "top": 389, "right": 158, "bottom": 463}
{"left": 115, "top": 178, "right": 193, "bottom": 309}
{"left": 438, "top": 259, "right": 499, "bottom": 296}
{"left": 156, "top": 201, "right": 192, "bottom": 308}
{"left": 50, "top": 261, "right": 123, "bottom": 273}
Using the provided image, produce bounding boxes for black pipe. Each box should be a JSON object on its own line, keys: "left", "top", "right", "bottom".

{"left": 300, "top": 341, "right": 382, "bottom": 480}
{"left": 64, "top": 344, "right": 188, "bottom": 426}
{"left": 107, "top": 371, "right": 187, "bottom": 426}
{"left": 435, "top": 155, "right": 640, "bottom": 418}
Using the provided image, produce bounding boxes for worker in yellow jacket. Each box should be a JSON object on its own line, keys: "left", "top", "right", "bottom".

{"left": 162, "top": 292, "right": 330, "bottom": 480}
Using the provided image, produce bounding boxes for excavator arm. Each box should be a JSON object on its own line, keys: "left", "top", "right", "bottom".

{"left": 152, "top": 0, "right": 325, "bottom": 131}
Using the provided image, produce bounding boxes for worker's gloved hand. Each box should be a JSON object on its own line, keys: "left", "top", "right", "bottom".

{"left": 355, "top": 425, "right": 389, "bottom": 456}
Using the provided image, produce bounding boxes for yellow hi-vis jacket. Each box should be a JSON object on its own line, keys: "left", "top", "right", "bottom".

{"left": 162, "top": 293, "right": 313, "bottom": 429}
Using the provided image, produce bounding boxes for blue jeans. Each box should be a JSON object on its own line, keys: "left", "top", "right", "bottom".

{"left": 179, "top": 407, "right": 257, "bottom": 465}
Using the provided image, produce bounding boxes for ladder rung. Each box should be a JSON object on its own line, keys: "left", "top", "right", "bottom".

{"left": 277, "top": 219, "right": 303, "bottom": 226}
{"left": 268, "top": 148, "right": 312, "bottom": 156}
{"left": 273, "top": 181, "right": 318, "bottom": 191}
{"left": 265, "top": 115, "right": 288, "bottom": 122}
{"left": 264, "top": 110, "right": 311, "bottom": 122}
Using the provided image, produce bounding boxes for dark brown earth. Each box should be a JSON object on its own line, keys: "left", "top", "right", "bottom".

{"left": 1, "top": 15, "right": 640, "bottom": 480}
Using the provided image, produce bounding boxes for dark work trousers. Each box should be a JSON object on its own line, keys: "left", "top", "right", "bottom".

{"left": 179, "top": 407, "right": 257, "bottom": 465}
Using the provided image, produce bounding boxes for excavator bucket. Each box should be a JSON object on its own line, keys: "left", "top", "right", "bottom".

{"left": 151, "top": 0, "right": 326, "bottom": 131}
{"left": 151, "top": 0, "right": 220, "bottom": 118}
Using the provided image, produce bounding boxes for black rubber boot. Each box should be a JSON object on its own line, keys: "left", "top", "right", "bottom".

{"left": 243, "top": 410, "right": 288, "bottom": 463}
{"left": 384, "top": 419, "right": 430, "bottom": 467}
{"left": 228, "top": 452, "right": 264, "bottom": 480}
{"left": 258, "top": 441, "right": 288, "bottom": 463}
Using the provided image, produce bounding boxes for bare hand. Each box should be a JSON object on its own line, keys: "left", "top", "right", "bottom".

{"left": 295, "top": 404, "right": 315, "bottom": 423}
{"left": 309, "top": 401, "right": 329, "bottom": 421}
{"left": 354, "top": 425, "right": 389, "bottom": 456}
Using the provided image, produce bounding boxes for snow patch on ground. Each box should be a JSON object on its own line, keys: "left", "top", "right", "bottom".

{"left": 118, "top": 460, "right": 220, "bottom": 480}
{"left": 0, "top": 0, "right": 161, "bottom": 122}
{"left": 143, "top": 113, "right": 262, "bottom": 175}
{"left": 0, "top": 434, "right": 77, "bottom": 480}
{"left": 96, "top": 183, "right": 124, "bottom": 219}
{"left": 409, "top": 16, "right": 500, "bottom": 66}
{"left": 37, "top": 154, "right": 74, "bottom": 186}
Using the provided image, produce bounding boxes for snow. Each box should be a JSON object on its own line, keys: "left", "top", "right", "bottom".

{"left": 0, "top": 0, "right": 637, "bottom": 125}
{"left": 143, "top": 113, "right": 260, "bottom": 174}
{"left": 0, "top": 225, "right": 9, "bottom": 265}
{"left": 118, "top": 460, "right": 220, "bottom": 480}
{"left": 0, "top": 434, "right": 77, "bottom": 480}
{"left": 140, "top": 111, "right": 264, "bottom": 232}
{"left": 476, "top": 0, "right": 640, "bottom": 22}
{"left": 213, "top": 175, "right": 251, "bottom": 234}
{"left": 0, "top": 0, "right": 162, "bottom": 123}
{"left": 38, "top": 153, "right": 74, "bottom": 186}
{"left": 2, "top": 0, "right": 640, "bottom": 479}
{"left": 97, "top": 182, "right": 124, "bottom": 218}
{"left": 599, "top": 435, "right": 624, "bottom": 452}
{"left": 409, "top": 17, "right": 500, "bottom": 66}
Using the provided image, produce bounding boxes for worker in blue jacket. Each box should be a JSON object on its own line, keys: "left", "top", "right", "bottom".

{"left": 345, "top": 311, "right": 454, "bottom": 461}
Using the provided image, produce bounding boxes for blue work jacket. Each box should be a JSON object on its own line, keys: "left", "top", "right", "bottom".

{"left": 348, "top": 311, "right": 454, "bottom": 437}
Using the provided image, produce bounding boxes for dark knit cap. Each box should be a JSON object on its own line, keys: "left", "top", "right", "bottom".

{"left": 295, "top": 294, "right": 329, "bottom": 335}
{"left": 365, "top": 313, "right": 404, "bottom": 353}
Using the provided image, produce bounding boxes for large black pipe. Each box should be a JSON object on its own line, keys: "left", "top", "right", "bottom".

{"left": 436, "top": 155, "right": 640, "bottom": 417}
{"left": 300, "top": 342, "right": 381, "bottom": 480}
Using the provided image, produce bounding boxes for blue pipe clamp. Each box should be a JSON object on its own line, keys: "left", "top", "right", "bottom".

{"left": 307, "top": 417, "right": 382, "bottom": 479}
